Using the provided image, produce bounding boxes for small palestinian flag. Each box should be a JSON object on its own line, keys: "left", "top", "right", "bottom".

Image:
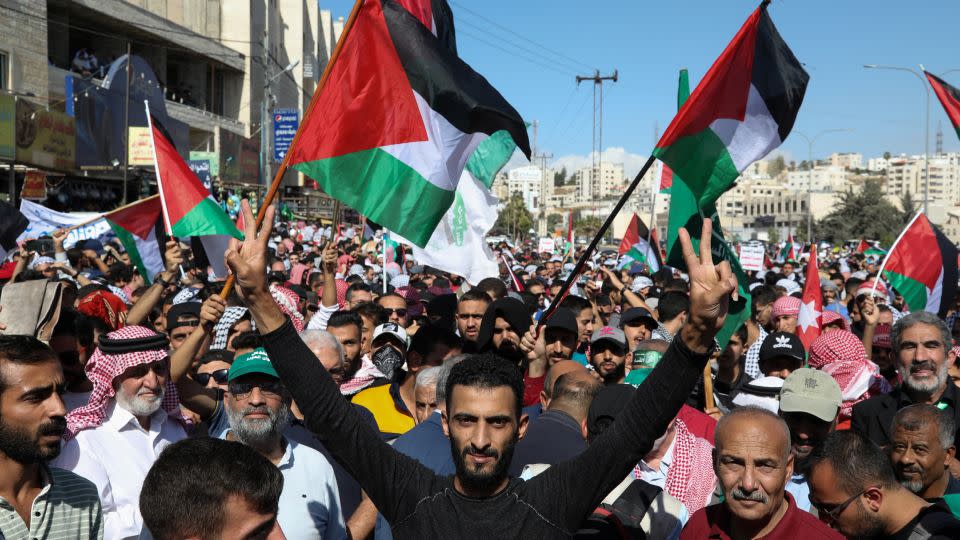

{"left": 145, "top": 103, "right": 242, "bottom": 278}
{"left": 502, "top": 256, "right": 523, "bottom": 292}
{"left": 287, "top": 0, "right": 530, "bottom": 248}
{"left": 658, "top": 162, "right": 674, "bottom": 194}
{"left": 880, "top": 212, "right": 958, "bottom": 318}
{"left": 104, "top": 196, "right": 165, "bottom": 284}
{"left": 618, "top": 214, "right": 661, "bottom": 271}
{"left": 855, "top": 238, "right": 870, "bottom": 253}
{"left": 925, "top": 70, "right": 960, "bottom": 141}
{"left": 653, "top": 3, "right": 808, "bottom": 208}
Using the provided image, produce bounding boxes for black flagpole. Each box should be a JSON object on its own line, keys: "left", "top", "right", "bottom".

{"left": 538, "top": 154, "right": 658, "bottom": 328}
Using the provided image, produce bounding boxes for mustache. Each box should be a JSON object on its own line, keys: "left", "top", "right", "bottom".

{"left": 241, "top": 406, "right": 272, "bottom": 416}
{"left": 462, "top": 445, "right": 498, "bottom": 459}
{"left": 731, "top": 488, "right": 768, "bottom": 503}
{"left": 39, "top": 417, "right": 67, "bottom": 437}
{"left": 898, "top": 465, "right": 924, "bottom": 474}
{"left": 910, "top": 362, "right": 937, "bottom": 373}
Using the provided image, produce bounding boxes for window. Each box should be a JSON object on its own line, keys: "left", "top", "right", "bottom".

{"left": 0, "top": 51, "right": 7, "bottom": 90}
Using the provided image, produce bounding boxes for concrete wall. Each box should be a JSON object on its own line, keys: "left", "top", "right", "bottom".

{"left": 0, "top": 1, "right": 49, "bottom": 100}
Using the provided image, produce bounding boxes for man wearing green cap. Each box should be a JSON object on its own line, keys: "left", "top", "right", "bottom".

{"left": 778, "top": 367, "right": 842, "bottom": 513}
{"left": 222, "top": 347, "right": 347, "bottom": 539}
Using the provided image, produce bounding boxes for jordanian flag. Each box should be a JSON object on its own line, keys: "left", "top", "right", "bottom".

{"left": 104, "top": 195, "right": 165, "bottom": 284}
{"left": 653, "top": 4, "right": 808, "bottom": 209}
{"left": 925, "top": 70, "right": 960, "bottom": 141}
{"left": 286, "top": 0, "right": 530, "bottom": 248}
{"left": 146, "top": 104, "right": 242, "bottom": 277}
{"left": 880, "top": 212, "right": 958, "bottom": 318}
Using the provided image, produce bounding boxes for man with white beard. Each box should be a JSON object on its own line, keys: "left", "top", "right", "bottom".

{"left": 221, "top": 348, "right": 346, "bottom": 539}
{"left": 54, "top": 326, "right": 190, "bottom": 539}
{"left": 853, "top": 311, "right": 960, "bottom": 451}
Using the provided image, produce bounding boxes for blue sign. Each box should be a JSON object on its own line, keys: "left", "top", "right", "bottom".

{"left": 188, "top": 159, "right": 213, "bottom": 194}
{"left": 273, "top": 108, "right": 299, "bottom": 162}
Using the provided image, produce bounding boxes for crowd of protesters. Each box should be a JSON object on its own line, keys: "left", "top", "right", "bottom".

{"left": 0, "top": 202, "right": 959, "bottom": 539}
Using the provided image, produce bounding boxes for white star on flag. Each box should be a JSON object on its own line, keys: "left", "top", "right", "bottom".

{"left": 798, "top": 300, "right": 821, "bottom": 333}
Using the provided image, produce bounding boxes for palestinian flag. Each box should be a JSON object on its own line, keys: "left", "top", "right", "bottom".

{"left": 286, "top": 0, "right": 530, "bottom": 248}
{"left": 104, "top": 195, "right": 165, "bottom": 284}
{"left": 618, "top": 214, "right": 661, "bottom": 272}
{"left": 855, "top": 238, "right": 870, "bottom": 253}
{"left": 864, "top": 247, "right": 887, "bottom": 258}
{"left": 658, "top": 162, "right": 674, "bottom": 193}
{"left": 145, "top": 104, "right": 242, "bottom": 277}
{"left": 653, "top": 4, "right": 808, "bottom": 208}
{"left": 925, "top": 71, "right": 960, "bottom": 141}
{"left": 502, "top": 256, "right": 523, "bottom": 292}
{"left": 880, "top": 212, "right": 958, "bottom": 318}
{"left": 396, "top": 0, "right": 456, "bottom": 52}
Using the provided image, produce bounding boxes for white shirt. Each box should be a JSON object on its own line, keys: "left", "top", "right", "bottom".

{"left": 54, "top": 400, "right": 188, "bottom": 539}
{"left": 222, "top": 432, "right": 347, "bottom": 540}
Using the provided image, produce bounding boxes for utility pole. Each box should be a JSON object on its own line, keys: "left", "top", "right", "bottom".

{"left": 531, "top": 120, "right": 553, "bottom": 236}
{"left": 576, "top": 70, "right": 617, "bottom": 209}
{"left": 261, "top": 31, "right": 270, "bottom": 187}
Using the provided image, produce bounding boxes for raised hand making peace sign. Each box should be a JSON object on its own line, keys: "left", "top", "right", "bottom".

{"left": 677, "top": 218, "right": 739, "bottom": 354}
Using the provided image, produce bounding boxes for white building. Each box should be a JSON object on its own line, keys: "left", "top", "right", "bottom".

{"left": 573, "top": 161, "right": 626, "bottom": 202}
{"left": 507, "top": 166, "right": 544, "bottom": 211}
{"left": 829, "top": 152, "right": 863, "bottom": 170}
{"left": 783, "top": 165, "right": 849, "bottom": 192}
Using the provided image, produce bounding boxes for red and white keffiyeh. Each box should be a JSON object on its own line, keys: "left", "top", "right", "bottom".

{"left": 633, "top": 418, "right": 716, "bottom": 515}
{"left": 771, "top": 296, "right": 801, "bottom": 318}
{"left": 821, "top": 310, "right": 850, "bottom": 332}
{"left": 808, "top": 330, "right": 892, "bottom": 422}
{"left": 339, "top": 355, "right": 385, "bottom": 396}
{"left": 270, "top": 283, "right": 304, "bottom": 332}
{"left": 65, "top": 325, "right": 188, "bottom": 440}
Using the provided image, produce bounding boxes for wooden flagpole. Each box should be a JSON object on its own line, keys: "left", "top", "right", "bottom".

{"left": 220, "top": 0, "right": 365, "bottom": 298}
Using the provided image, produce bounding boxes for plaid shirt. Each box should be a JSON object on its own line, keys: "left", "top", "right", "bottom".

{"left": 744, "top": 326, "right": 768, "bottom": 379}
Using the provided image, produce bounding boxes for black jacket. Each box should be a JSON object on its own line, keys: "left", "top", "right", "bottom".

{"left": 851, "top": 383, "right": 960, "bottom": 448}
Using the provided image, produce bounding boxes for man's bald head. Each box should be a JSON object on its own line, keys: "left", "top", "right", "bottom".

{"left": 540, "top": 360, "right": 588, "bottom": 410}
{"left": 548, "top": 371, "right": 601, "bottom": 424}
{"left": 716, "top": 406, "right": 791, "bottom": 461}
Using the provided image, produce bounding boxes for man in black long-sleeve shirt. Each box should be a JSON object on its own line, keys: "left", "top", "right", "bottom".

{"left": 225, "top": 201, "right": 738, "bottom": 538}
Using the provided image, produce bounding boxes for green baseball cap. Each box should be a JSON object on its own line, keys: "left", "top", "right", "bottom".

{"left": 779, "top": 368, "right": 841, "bottom": 422}
{"left": 227, "top": 348, "right": 279, "bottom": 381}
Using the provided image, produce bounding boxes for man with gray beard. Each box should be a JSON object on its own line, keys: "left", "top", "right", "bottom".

{"left": 221, "top": 348, "right": 346, "bottom": 539}
{"left": 55, "top": 326, "right": 190, "bottom": 539}
{"left": 853, "top": 311, "right": 960, "bottom": 452}
{"left": 889, "top": 404, "right": 960, "bottom": 502}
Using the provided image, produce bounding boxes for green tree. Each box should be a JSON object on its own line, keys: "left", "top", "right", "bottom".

{"left": 492, "top": 192, "right": 534, "bottom": 240}
{"left": 899, "top": 190, "right": 917, "bottom": 224}
{"left": 547, "top": 213, "right": 563, "bottom": 231}
{"left": 813, "top": 179, "right": 903, "bottom": 246}
{"left": 883, "top": 151, "right": 892, "bottom": 160}
{"left": 553, "top": 167, "right": 567, "bottom": 187}
{"left": 574, "top": 214, "right": 604, "bottom": 241}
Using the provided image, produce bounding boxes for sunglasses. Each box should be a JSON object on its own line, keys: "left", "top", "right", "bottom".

{"left": 383, "top": 308, "right": 408, "bottom": 317}
{"left": 228, "top": 380, "right": 285, "bottom": 399}
{"left": 194, "top": 369, "right": 229, "bottom": 386}
{"left": 811, "top": 489, "right": 866, "bottom": 524}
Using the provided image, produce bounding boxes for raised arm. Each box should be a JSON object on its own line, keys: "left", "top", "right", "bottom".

{"left": 225, "top": 201, "right": 438, "bottom": 522}
{"left": 125, "top": 241, "right": 180, "bottom": 326}
{"left": 532, "top": 218, "right": 737, "bottom": 531}
{"left": 169, "top": 294, "right": 223, "bottom": 419}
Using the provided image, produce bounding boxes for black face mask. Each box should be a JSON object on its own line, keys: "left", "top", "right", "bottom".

{"left": 372, "top": 345, "right": 405, "bottom": 380}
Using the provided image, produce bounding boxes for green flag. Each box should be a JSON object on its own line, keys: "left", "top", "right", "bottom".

{"left": 663, "top": 69, "right": 751, "bottom": 348}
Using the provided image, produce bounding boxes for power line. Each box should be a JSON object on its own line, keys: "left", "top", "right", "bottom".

{"left": 453, "top": 16, "right": 586, "bottom": 75}
{"left": 456, "top": 29, "right": 572, "bottom": 78}
{"left": 450, "top": 1, "right": 595, "bottom": 72}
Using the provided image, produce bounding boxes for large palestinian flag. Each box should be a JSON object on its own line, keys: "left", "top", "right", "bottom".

{"left": 104, "top": 195, "right": 165, "bottom": 284}
{"left": 880, "top": 212, "right": 958, "bottom": 318}
{"left": 286, "top": 0, "right": 530, "bottom": 248}
{"left": 925, "top": 70, "right": 960, "bottom": 141}
{"left": 653, "top": 4, "right": 808, "bottom": 208}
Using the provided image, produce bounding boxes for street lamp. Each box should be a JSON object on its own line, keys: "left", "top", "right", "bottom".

{"left": 793, "top": 128, "right": 853, "bottom": 242}
{"left": 864, "top": 64, "right": 930, "bottom": 214}
{"left": 262, "top": 59, "right": 300, "bottom": 185}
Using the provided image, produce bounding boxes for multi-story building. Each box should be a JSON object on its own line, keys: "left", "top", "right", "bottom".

{"left": 783, "top": 165, "right": 849, "bottom": 192}
{"left": 1, "top": 0, "right": 341, "bottom": 210}
{"left": 573, "top": 161, "right": 626, "bottom": 202}
{"left": 829, "top": 152, "right": 863, "bottom": 170}
{"left": 507, "top": 165, "right": 543, "bottom": 212}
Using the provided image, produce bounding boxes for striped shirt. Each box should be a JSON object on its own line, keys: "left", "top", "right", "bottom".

{"left": 0, "top": 465, "right": 103, "bottom": 539}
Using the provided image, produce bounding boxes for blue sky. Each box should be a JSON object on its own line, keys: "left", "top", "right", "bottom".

{"left": 323, "top": 0, "right": 960, "bottom": 175}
